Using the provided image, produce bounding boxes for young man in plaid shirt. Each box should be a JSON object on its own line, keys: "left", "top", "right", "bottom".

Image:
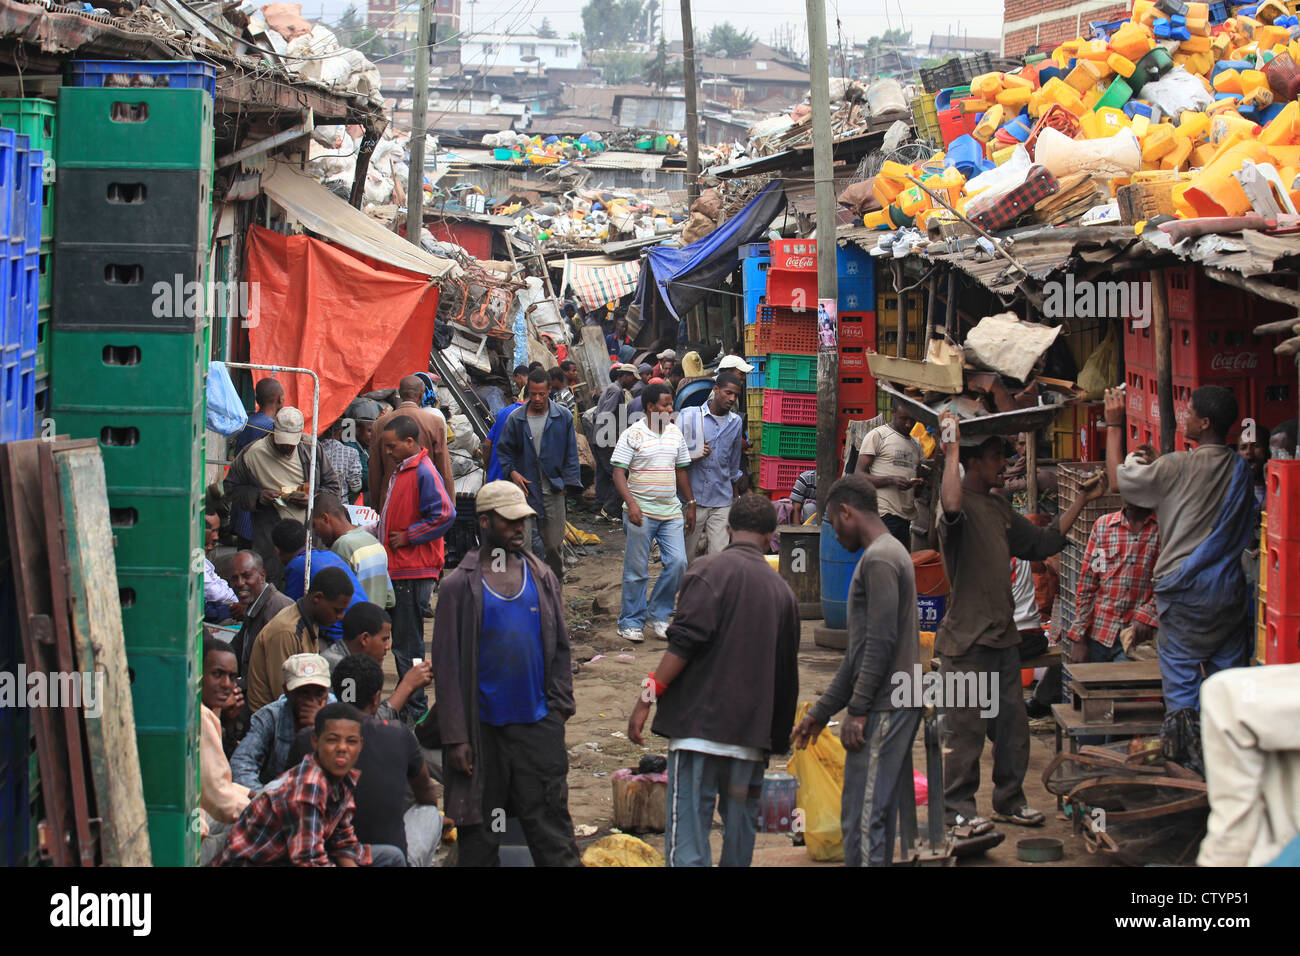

{"left": 216, "top": 702, "right": 404, "bottom": 867}
{"left": 1064, "top": 503, "right": 1159, "bottom": 664}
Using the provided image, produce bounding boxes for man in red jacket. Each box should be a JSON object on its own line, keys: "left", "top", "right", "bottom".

{"left": 379, "top": 414, "right": 457, "bottom": 722}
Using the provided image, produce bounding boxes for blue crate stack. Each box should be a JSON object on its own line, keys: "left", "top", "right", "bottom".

{"left": 0, "top": 129, "right": 40, "bottom": 442}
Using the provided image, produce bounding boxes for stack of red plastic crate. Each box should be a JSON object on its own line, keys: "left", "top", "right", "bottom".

{"left": 1263, "top": 461, "right": 1300, "bottom": 665}
{"left": 1123, "top": 266, "right": 1292, "bottom": 450}
{"left": 837, "top": 310, "right": 877, "bottom": 459}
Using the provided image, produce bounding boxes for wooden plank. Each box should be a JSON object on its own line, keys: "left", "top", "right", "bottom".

{"left": 1063, "top": 660, "right": 1163, "bottom": 684}
{"left": 0, "top": 440, "right": 76, "bottom": 867}
{"left": 44, "top": 442, "right": 152, "bottom": 867}
{"left": 1051, "top": 703, "right": 1164, "bottom": 737}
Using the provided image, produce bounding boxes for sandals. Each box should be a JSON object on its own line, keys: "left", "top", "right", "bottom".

{"left": 993, "top": 806, "right": 1046, "bottom": 827}
{"left": 950, "top": 814, "right": 996, "bottom": 838}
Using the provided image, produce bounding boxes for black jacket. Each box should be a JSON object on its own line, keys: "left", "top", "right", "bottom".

{"left": 652, "top": 542, "right": 800, "bottom": 755}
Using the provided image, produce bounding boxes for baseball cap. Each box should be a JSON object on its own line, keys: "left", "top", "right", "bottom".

{"left": 718, "top": 354, "right": 755, "bottom": 374}
{"left": 657, "top": 349, "right": 678, "bottom": 360}
{"left": 274, "top": 407, "right": 305, "bottom": 445}
{"left": 636, "top": 362, "right": 653, "bottom": 374}
{"left": 283, "top": 653, "right": 330, "bottom": 692}
{"left": 476, "top": 480, "right": 537, "bottom": 520}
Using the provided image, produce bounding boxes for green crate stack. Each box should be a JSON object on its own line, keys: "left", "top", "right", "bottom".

{"left": 49, "top": 87, "right": 212, "bottom": 867}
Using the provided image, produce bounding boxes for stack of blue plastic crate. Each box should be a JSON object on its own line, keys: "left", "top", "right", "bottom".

{"left": 0, "top": 123, "right": 43, "bottom": 443}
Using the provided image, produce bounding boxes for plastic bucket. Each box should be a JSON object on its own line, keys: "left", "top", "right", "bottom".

{"left": 820, "top": 517, "right": 863, "bottom": 630}
{"left": 757, "top": 772, "right": 799, "bottom": 833}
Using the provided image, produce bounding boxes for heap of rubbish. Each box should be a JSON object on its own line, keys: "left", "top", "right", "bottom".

{"left": 888, "top": 0, "right": 1300, "bottom": 237}
{"left": 480, "top": 129, "right": 613, "bottom": 164}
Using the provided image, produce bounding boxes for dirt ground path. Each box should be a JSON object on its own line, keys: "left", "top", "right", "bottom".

{"left": 426, "top": 509, "right": 1109, "bottom": 868}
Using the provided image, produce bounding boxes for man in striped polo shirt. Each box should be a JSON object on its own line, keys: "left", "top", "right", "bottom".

{"left": 611, "top": 382, "right": 696, "bottom": 643}
{"left": 311, "top": 495, "right": 395, "bottom": 611}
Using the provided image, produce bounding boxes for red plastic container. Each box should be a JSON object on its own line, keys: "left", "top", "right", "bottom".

{"left": 838, "top": 372, "right": 876, "bottom": 406}
{"left": 762, "top": 389, "right": 818, "bottom": 426}
{"left": 837, "top": 310, "right": 877, "bottom": 345}
{"left": 755, "top": 305, "right": 817, "bottom": 353}
{"left": 1265, "top": 533, "right": 1300, "bottom": 616}
{"left": 839, "top": 344, "right": 868, "bottom": 371}
{"left": 1125, "top": 367, "right": 1149, "bottom": 422}
{"left": 937, "top": 105, "right": 978, "bottom": 146}
{"left": 759, "top": 455, "right": 814, "bottom": 499}
{"left": 1249, "top": 375, "right": 1294, "bottom": 433}
{"left": 763, "top": 270, "right": 818, "bottom": 311}
{"left": 1076, "top": 403, "right": 1106, "bottom": 462}
{"left": 1123, "top": 317, "right": 1154, "bottom": 372}
{"left": 1266, "top": 460, "right": 1300, "bottom": 540}
{"left": 1169, "top": 317, "right": 1270, "bottom": 381}
{"left": 769, "top": 239, "right": 817, "bottom": 271}
{"left": 1265, "top": 606, "right": 1300, "bottom": 665}
{"left": 1164, "top": 266, "right": 1247, "bottom": 323}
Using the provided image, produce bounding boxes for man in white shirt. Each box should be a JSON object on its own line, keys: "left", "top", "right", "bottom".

{"left": 854, "top": 406, "right": 923, "bottom": 550}
{"left": 611, "top": 382, "right": 696, "bottom": 643}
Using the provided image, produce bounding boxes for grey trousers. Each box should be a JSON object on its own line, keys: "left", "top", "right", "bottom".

{"left": 665, "top": 748, "right": 765, "bottom": 867}
{"left": 940, "top": 644, "right": 1030, "bottom": 824}
{"left": 841, "top": 709, "right": 923, "bottom": 866}
{"left": 526, "top": 490, "right": 566, "bottom": 583}
{"left": 684, "top": 504, "right": 731, "bottom": 565}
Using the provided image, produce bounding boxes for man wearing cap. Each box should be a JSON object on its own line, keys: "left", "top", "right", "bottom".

{"left": 232, "top": 378, "right": 285, "bottom": 545}
{"left": 654, "top": 349, "right": 677, "bottom": 380}
{"left": 632, "top": 362, "right": 654, "bottom": 398}
{"left": 612, "top": 382, "right": 696, "bottom": 642}
{"left": 496, "top": 367, "right": 582, "bottom": 582}
{"left": 933, "top": 412, "right": 1104, "bottom": 833}
{"left": 225, "top": 405, "right": 344, "bottom": 588}
{"left": 343, "top": 398, "right": 381, "bottom": 502}
{"left": 231, "top": 652, "right": 337, "bottom": 790}
{"left": 432, "top": 481, "right": 581, "bottom": 867}
{"left": 370, "top": 375, "right": 455, "bottom": 511}
{"left": 677, "top": 370, "right": 748, "bottom": 563}
{"left": 592, "top": 363, "right": 640, "bottom": 522}
{"left": 245, "top": 567, "right": 354, "bottom": 712}
{"left": 378, "top": 414, "right": 457, "bottom": 722}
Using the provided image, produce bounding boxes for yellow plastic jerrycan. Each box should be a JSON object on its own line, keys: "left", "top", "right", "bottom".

{"left": 1260, "top": 100, "right": 1300, "bottom": 147}
{"left": 974, "top": 104, "right": 1005, "bottom": 142}
{"left": 1176, "top": 139, "right": 1271, "bottom": 216}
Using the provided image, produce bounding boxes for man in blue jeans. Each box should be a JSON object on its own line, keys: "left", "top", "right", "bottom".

{"left": 611, "top": 382, "right": 695, "bottom": 643}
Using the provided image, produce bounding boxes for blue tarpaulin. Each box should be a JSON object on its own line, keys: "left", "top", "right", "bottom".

{"left": 643, "top": 180, "right": 786, "bottom": 320}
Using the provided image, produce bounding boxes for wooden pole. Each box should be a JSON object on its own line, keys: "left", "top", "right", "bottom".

{"left": 681, "top": 0, "right": 700, "bottom": 205}
{"left": 808, "top": 0, "right": 838, "bottom": 511}
{"left": 1026, "top": 429, "right": 1038, "bottom": 514}
{"left": 1152, "top": 271, "right": 1175, "bottom": 454}
{"left": 405, "top": 0, "right": 433, "bottom": 248}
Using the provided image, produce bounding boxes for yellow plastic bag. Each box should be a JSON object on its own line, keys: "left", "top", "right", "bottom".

{"left": 1076, "top": 324, "right": 1119, "bottom": 400}
{"left": 786, "top": 702, "right": 847, "bottom": 861}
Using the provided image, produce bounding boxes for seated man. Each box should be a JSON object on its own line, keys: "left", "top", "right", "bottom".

{"left": 320, "top": 602, "right": 432, "bottom": 724}
{"left": 273, "top": 518, "right": 365, "bottom": 646}
{"left": 230, "top": 654, "right": 335, "bottom": 791}
{"left": 287, "top": 655, "right": 444, "bottom": 867}
{"left": 217, "top": 702, "right": 403, "bottom": 867}
{"left": 204, "top": 510, "right": 239, "bottom": 623}
{"left": 199, "top": 640, "right": 250, "bottom": 866}
{"left": 1064, "top": 502, "right": 1159, "bottom": 665}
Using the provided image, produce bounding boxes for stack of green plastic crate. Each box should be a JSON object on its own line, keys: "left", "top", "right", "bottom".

{"left": 48, "top": 87, "right": 214, "bottom": 866}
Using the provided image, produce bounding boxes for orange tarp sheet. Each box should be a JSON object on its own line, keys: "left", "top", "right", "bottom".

{"left": 245, "top": 224, "right": 440, "bottom": 429}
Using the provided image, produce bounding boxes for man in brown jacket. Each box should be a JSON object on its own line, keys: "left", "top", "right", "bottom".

{"left": 431, "top": 481, "right": 580, "bottom": 867}
{"left": 245, "top": 567, "right": 353, "bottom": 712}
{"left": 370, "top": 375, "right": 455, "bottom": 509}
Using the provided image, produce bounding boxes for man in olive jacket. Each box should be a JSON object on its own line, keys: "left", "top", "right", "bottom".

{"left": 431, "top": 481, "right": 580, "bottom": 867}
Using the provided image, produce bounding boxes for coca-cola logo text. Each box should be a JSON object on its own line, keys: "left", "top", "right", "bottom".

{"left": 776, "top": 254, "right": 817, "bottom": 270}
{"left": 1208, "top": 352, "right": 1260, "bottom": 371}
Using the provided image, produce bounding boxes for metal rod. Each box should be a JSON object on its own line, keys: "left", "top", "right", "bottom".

{"left": 223, "top": 362, "right": 320, "bottom": 596}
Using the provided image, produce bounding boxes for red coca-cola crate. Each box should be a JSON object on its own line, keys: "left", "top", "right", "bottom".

{"left": 1169, "top": 317, "right": 1270, "bottom": 381}
{"left": 1076, "top": 402, "right": 1106, "bottom": 462}
{"left": 762, "top": 389, "right": 818, "bottom": 426}
{"left": 1250, "top": 376, "right": 1294, "bottom": 433}
{"left": 759, "top": 455, "right": 814, "bottom": 499}
{"left": 1125, "top": 367, "right": 1148, "bottom": 422}
{"left": 764, "top": 270, "right": 818, "bottom": 311}
{"left": 1265, "top": 532, "right": 1300, "bottom": 616}
{"left": 1265, "top": 606, "right": 1300, "bottom": 665}
{"left": 838, "top": 372, "right": 876, "bottom": 406}
{"left": 769, "top": 239, "right": 817, "bottom": 271}
{"left": 1266, "top": 459, "right": 1300, "bottom": 540}
{"left": 1123, "top": 313, "right": 1155, "bottom": 372}
{"left": 1128, "top": 418, "right": 1157, "bottom": 450}
{"left": 1171, "top": 376, "right": 1248, "bottom": 441}
{"left": 1164, "top": 265, "right": 1247, "bottom": 322}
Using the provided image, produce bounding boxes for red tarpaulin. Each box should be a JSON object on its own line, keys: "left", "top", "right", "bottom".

{"left": 245, "top": 225, "right": 440, "bottom": 430}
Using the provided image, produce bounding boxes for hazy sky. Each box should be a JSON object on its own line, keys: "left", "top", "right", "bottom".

{"left": 296, "top": 0, "right": 1006, "bottom": 48}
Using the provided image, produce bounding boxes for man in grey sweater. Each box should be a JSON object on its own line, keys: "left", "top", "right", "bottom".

{"left": 791, "top": 475, "right": 921, "bottom": 867}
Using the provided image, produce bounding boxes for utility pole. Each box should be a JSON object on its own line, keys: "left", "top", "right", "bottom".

{"left": 680, "top": 0, "right": 700, "bottom": 203}
{"left": 407, "top": 0, "right": 433, "bottom": 248}
{"left": 807, "top": 0, "right": 838, "bottom": 513}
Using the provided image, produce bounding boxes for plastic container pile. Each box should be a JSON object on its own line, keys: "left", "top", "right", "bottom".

{"left": 889, "top": 0, "right": 1300, "bottom": 232}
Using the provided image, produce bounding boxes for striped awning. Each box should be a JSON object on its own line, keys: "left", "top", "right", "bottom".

{"left": 566, "top": 259, "right": 642, "bottom": 310}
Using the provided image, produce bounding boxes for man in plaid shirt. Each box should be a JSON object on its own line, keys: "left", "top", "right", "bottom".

{"left": 217, "top": 702, "right": 402, "bottom": 867}
{"left": 1065, "top": 503, "right": 1159, "bottom": 664}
